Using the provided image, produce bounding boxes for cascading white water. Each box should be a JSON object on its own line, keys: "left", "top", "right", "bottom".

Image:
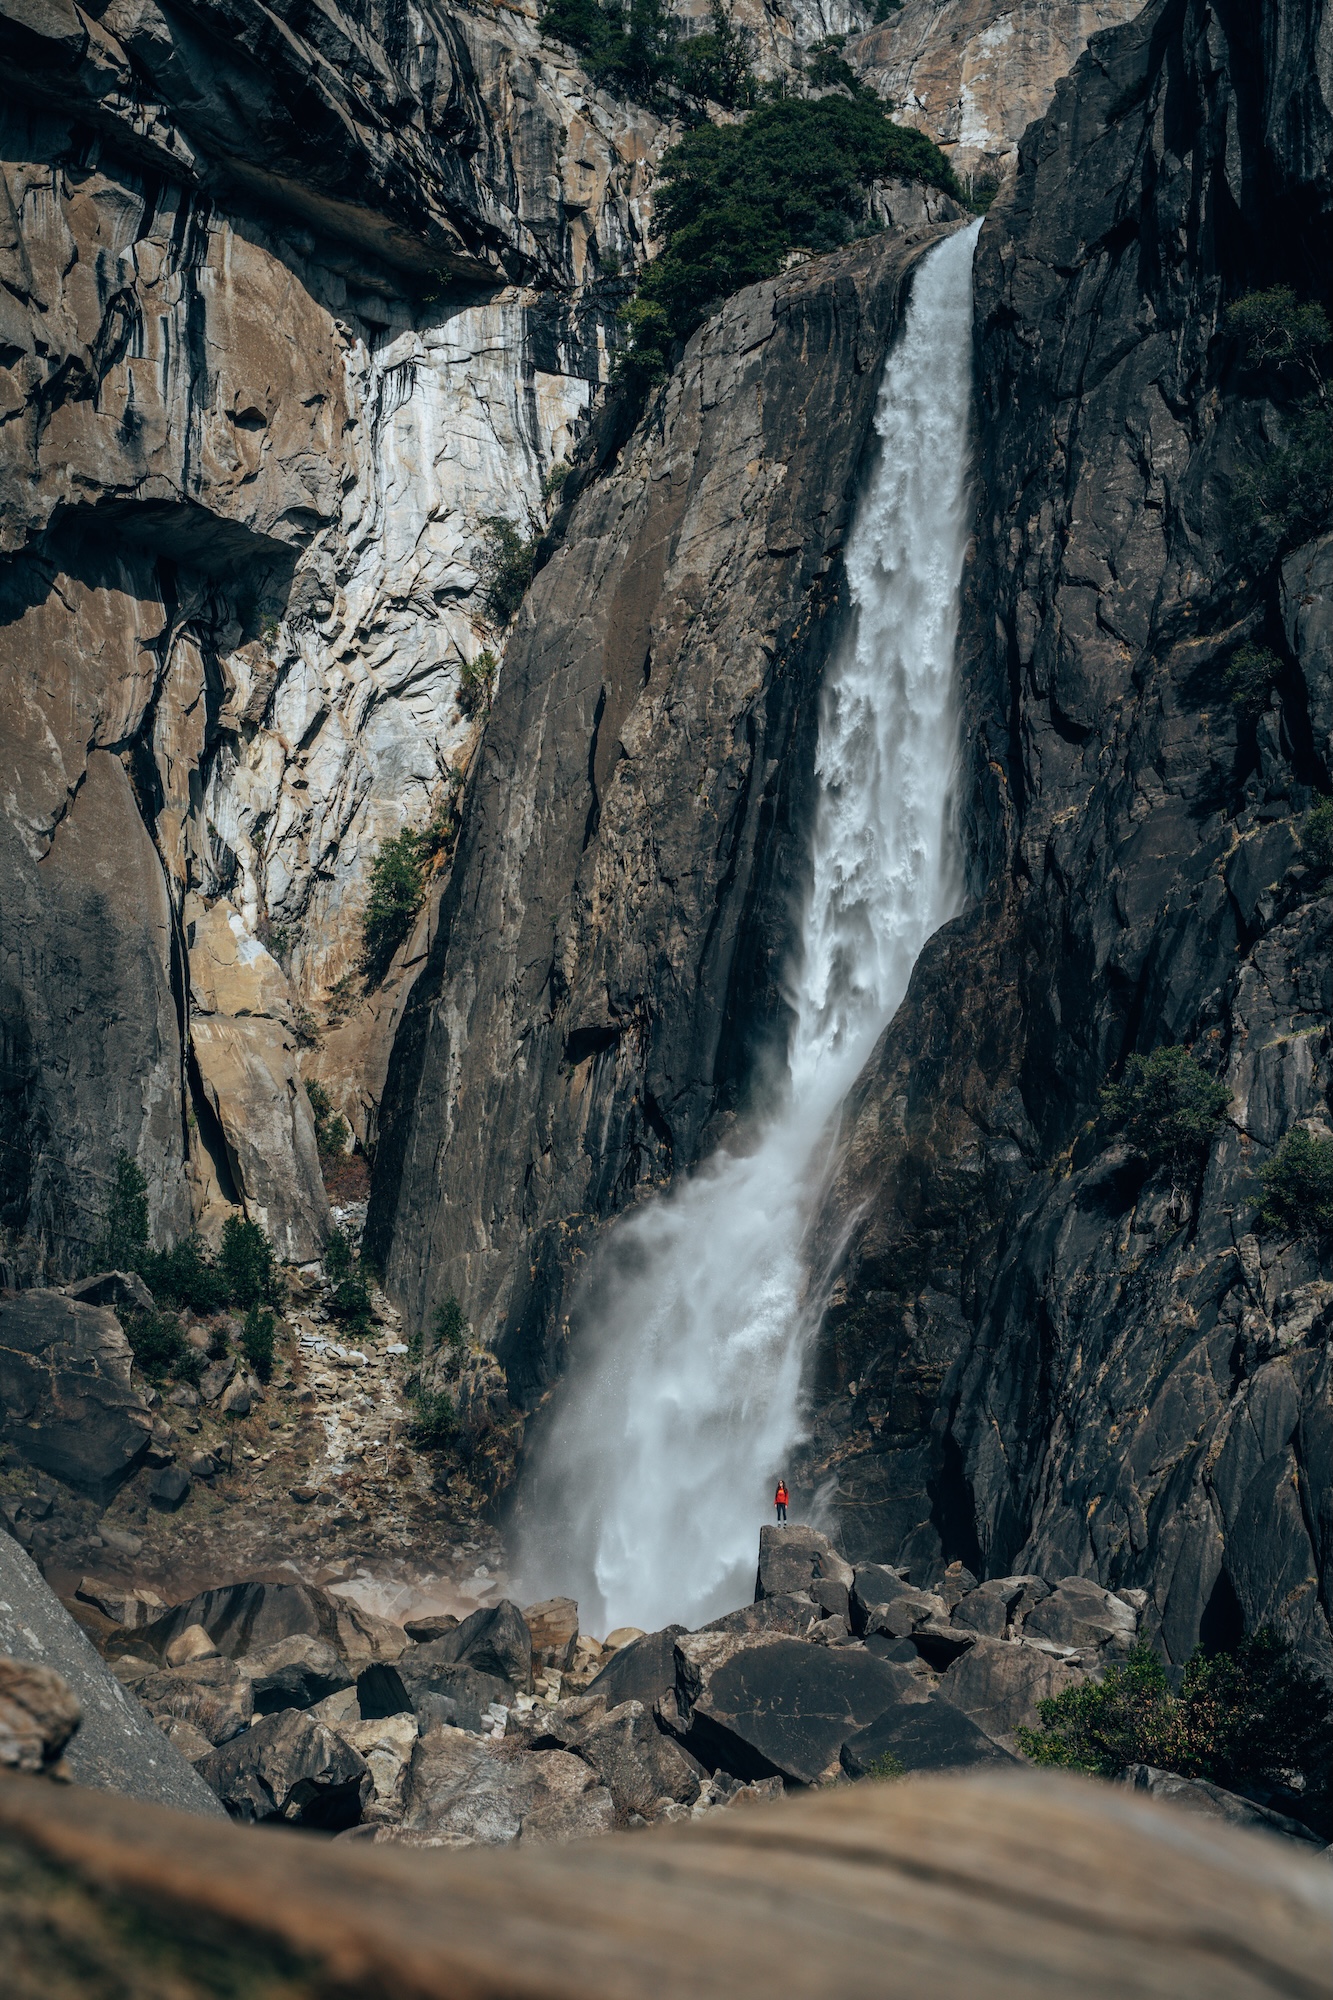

{"left": 517, "top": 221, "right": 982, "bottom": 1634}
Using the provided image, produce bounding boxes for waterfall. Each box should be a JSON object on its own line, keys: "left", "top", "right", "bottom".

{"left": 517, "top": 221, "right": 982, "bottom": 1634}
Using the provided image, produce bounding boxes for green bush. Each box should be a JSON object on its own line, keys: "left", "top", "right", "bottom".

{"left": 219, "top": 1215, "right": 279, "bottom": 1310}
{"left": 120, "top": 1307, "right": 201, "bottom": 1386}
{"left": 241, "top": 1303, "right": 276, "bottom": 1382}
{"left": 324, "top": 1226, "right": 374, "bottom": 1336}
{"left": 1222, "top": 641, "right": 1280, "bottom": 718}
{"left": 1019, "top": 1633, "right": 1333, "bottom": 1823}
{"left": 459, "top": 648, "right": 498, "bottom": 718}
{"left": 1300, "top": 796, "right": 1333, "bottom": 871}
{"left": 675, "top": 3, "right": 756, "bottom": 110}
{"left": 1257, "top": 1127, "right": 1333, "bottom": 1237}
{"left": 1100, "top": 1047, "right": 1231, "bottom": 1169}
{"left": 412, "top": 1389, "right": 456, "bottom": 1448}
{"left": 1226, "top": 288, "right": 1333, "bottom": 569}
{"left": 621, "top": 96, "right": 959, "bottom": 383}
{"left": 360, "top": 827, "right": 426, "bottom": 979}
{"left": 434, "top": 1294, "right": 468, "bottom": 1359}
{"left": 477, "top": 517, "right": 536, "bottom": 627}
{"left": 540, "top": 0, "right": 680, "bottom": 106}
{"left": 305, "top": 1079, "right": 349, "bottom": 1161}
{"left": 863, "top": 1750, "right": 905, "bottom": 1781}
{"left": 138, "top": 1237, "right": 230, "bottom": 1316}
{"left": 804, "top": 34, "right": 859, "bottom": 92}
{"left": 95, "top": 1153, "right": 149, "bottom": 1270}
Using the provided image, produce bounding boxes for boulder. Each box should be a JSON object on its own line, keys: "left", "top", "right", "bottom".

{"left": 403, "top": 1614, "right": 460, "bottom": 1643}
{"left": 399, "top": 1728, "right": 611, "bottom": 1848}
{"left": 848, "top": 1565, "right": 912, "bottom": 1633}
{"left": 524, "top": 1597, "right": 579, "bottom": 1672}
{"left": 137, "top": 1580, "right": 333, "bottom": 1663}
{"left": 0, "top": 1657, "right": 82, "bottom": 1774}
{"left": 1020, "top": 1577, "right": 1138, "bottom": 1656}
{"left": 1117, "top": 1764, "right": 1326, "bottom": 1847}
{"left": 199, "top": 1357, "right": 235, "bottom": 1405}
{"left": 220, "top": 1376, "right": 252, "bottom": 1417}
{"left": 840, "top": 1697, "right": 1018, "bottom": 1778}
{"left": 332, "top": 1712, "right": 420, "bottom": 1821}
{"left": 859, "top": 1586, "right": 949, "bottom": 1641}
{"left": 572, "top": 1699, "right": 702, "bottom": 1820}
{"left": 0, "top": 1289, "right": 151, "bottom": 1501}
{"left": 428, "top": 1600, "right": 532, "bottom": 1692}
{"left": 755, "top": 1525, "right": 853, "bottom": 1603}
{"left": 677, "top": 1634, "right": 927, "bottom": 1786}
{"left": 237, "top": 1634, "right": 355, "bottom": 1715}
{"left": 197, "top": 1710, "right": 372, "bottom": 1829}
{"left": 811, "top": 1578, "right": 851, "bottom": 1621}
{"left": 126, "top": 1657, "right": 254, "bottom": 1748}
{"left": 148, "top": 1465, "right": 191, "bottom": 1512}
{"left": 365, "top": 1652, "right": 513, "bottom": 1734}
{"left": 950, "top": 1577, "right": 1040, "bottom": 1638}
{"left": 586, "top": 1625, "right": 685, "bottom": 1710}
{"left": 165, "top": 1625, "right": 219, "bottom": 1666}
{"left": 0, "top": 1531, "right": 224, "bottom": 1815}
{"left": 702, "top": 1596, "right": 818, "bottom": 1640}
{"left": 66, "top": 1272, "right": 154, "bottom": 1312}
{"left": 937, "top": 1637, "right": 1087, "bottom": 1750}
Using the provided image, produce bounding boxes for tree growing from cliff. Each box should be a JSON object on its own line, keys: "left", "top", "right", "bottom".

{"left": 1099, "top": 1046, "right": 1231, "bottom": 1174}
{"left": 1226, "top": 287, "right": 1333, "bottom": 569}
{"left": 360, "top": 828, "right": 427, "bottom": 980}
{"left": 1300, "top": 796, "right": 1333, "bottom": 872}
{"left": 477, "top": 517, "right": 536, "bottom": 627}
{"left": 95, "top": 1153, "right": 149, "bottom": 1270}
{"left": 1257, "top": 1127, "right": 1333, "bottom": 1238}
{"left": 1019, "top": 1631, "right": 1333, "bottom": 1831}
{"left": 620, "top": 95, "right": 958, "bottom": 384}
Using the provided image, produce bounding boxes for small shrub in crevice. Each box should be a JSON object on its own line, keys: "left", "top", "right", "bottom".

{"left": 411, "top": 1390, "right": 456, "bottom": 1448}
{"left": 305, "top": 1079, "right": 350, "bottom": 1161}
{"left": 360, "top": 828, "right": 427, "bottom": 980}
{"left": 459, "top": 648, "right": 498, "bottom": 718}
{"left": 862, "top": 1751, "right": 905, "bottom": 1781}
{"left": 324, "top": 1225, "right": 375, "bottom": 1338}
{"left": 1257, "top": 1127, "right": 1333, "bottom": 1238}
{"left": 1300, "top": 796, "right": 1333, "bottom": 872}
{"left": 1222, "top": 641, "right": 1280, "bottom": 719}
{"left": 241, "top": 1303, "right": 276, "bottom": 1382}
{"left": 1100, "top": 1046, "right": 1231, "bottom": 1173}
{"left": 433, "top": 1294, "right": 468, "bottom": 1360}
{"left": 477, "top": 516, "right": 537, "bottom": 627}
{"left": 1225, "top": 287, "right": 1333, "bottom": 570}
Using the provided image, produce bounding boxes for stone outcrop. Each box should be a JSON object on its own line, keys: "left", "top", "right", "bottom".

{"left": 0, "top": 1290, "right": 151, "bottom": 1501}
{"left": 804, "top": 0, "right": 1333, "bottom": 1679}
{"left": 0, "top": 0, "right": 666, "bottom": 1279}
{"left": 848, "top": 0, "right": 1143, "bottom": 184}
{"left": 368, "top": 215, "right": 966, "bottom": 1394}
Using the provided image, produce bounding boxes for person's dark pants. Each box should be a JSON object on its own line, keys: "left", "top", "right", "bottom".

{"left": 776, "top": 1502, "right": 787, "bottom": 1522}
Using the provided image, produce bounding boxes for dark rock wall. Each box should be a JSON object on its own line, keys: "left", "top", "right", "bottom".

{"left": 369, "top": 219, "right": 964, "bottom": 1399}
{"left": 809, "top": 0, "right": 1333, "bottom": 1676}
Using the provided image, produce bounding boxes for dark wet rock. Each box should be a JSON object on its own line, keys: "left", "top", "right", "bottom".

{"left": 402, "top": 1614, "right": 461, "bottom": 1643}
{"left": 66, "top": 1272, "right": 154, "bottom": 1313}
{"left": 676, "top": 1633, "right": 927, "bottom": 1786}
{"left": 848, "top": 1566, "right": 912, "bottom": 1634}
{"left": 702, "top": 1596, "right": 818, "bottom": 1640}
{"left": 0, "top": 1290, "right": 150, "bottom": 1502}
{"left": 0, "top": 1530, "right": 224, "bottom": 1814}
{"left": 586, "top": 1626, "right": 686, "bottom": 1711}
{"left": 951, "top": 1577, "right": 1048, "bottom": 1640}
{"left": 197, "top": 1709, "right": 372, "bottom": 1829}
{"left": 755, "top": 1527, "right": 854, "bottom": 1605}
{"left": 841, "top": 1697, "right": 1018, "bottom": 1778}
{"left": 388, "top": 1645, "right": 513, "bottom": 1734}
{"left": 238, "top": 1635, "right": 355, "bottom": 1716}
{"left": 1020, "top": 1579, "right": 1138, "bottom": 1658}
{"left": 136, "top": 1581, "right": 333, "bottom": 1662}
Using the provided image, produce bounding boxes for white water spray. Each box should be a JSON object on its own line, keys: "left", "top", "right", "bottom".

{"left": 518, "top": 222, "right": 982, "bottom": 1633}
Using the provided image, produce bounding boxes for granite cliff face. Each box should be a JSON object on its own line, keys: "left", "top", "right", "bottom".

{"left": 807, "top": 0, "right": 1333, "bottom": 1677}
{"left": 368, "top": 205, "right": 966, "bottom": 1399}
{"left": 0, "top": 0, "right": 664, "bottom": 1276}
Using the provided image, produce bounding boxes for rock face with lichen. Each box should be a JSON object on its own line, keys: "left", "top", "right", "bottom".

{"left": 800, "top": 0, "right": 1333, "bottom": 1680}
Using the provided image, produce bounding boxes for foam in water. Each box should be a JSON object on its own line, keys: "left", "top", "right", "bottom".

{"left": 516, "top": 221, "right": 982, "bottom": 1633}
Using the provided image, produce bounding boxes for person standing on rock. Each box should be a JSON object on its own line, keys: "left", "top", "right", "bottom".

{"left": 774, "top": 1480, "right": 788, "bottom": 1524}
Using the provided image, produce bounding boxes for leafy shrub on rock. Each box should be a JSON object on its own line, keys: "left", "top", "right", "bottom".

{"left": 325, "top": 1226, "right": 375, "bottom": 1337}
{"left": 1300, "top": 796, "right": 1333, "bottom": 872}
{"left": 1258, "top": 1128, "right": 1333, "bottom": 1238}
{"left": 1100, "top": 1046, "right": 1230, "bottom": 1171}
{"left": 120, "top": 1307, "right": 202, "bottom": 1386}
{"left": 219, "top": 1215, "right": 280, "bottom": 1310}
{"left": 241, "top": 1304, "right": 276, "bottom": 1382}
{"left": 477, "top": 516, "right": 536, "bottom": 627}
{"left": 360, "top": 828, "right": 427, "bottom": 980}
{"left": 1226, "top": 287, "right": 1333, "bottom": 570}
{"left": 1019, "top": 1633, "right": 1333, "bottom": 1829}
{"left": 621, "top": 96, "right": 959, "bottom": 384}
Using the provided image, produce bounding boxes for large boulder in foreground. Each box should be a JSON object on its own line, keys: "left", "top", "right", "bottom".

{"left": 0, "top": 1290, "right": 151, "bottom": 1501}
{"left": 675, "top": 1633, "right": 925, "bottom": 1785}
{"left": 0, "top": 1531, "right": 223, "bottom": 1815}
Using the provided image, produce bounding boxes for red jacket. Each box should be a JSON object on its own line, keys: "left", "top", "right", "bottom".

{"left": 775, "top": 1486, "right": 788, "bottom": 1505}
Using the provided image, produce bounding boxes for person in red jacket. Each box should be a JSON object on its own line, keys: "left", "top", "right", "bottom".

{"left": 774, "top": 1480, "right": 788, "bottom": 1524}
